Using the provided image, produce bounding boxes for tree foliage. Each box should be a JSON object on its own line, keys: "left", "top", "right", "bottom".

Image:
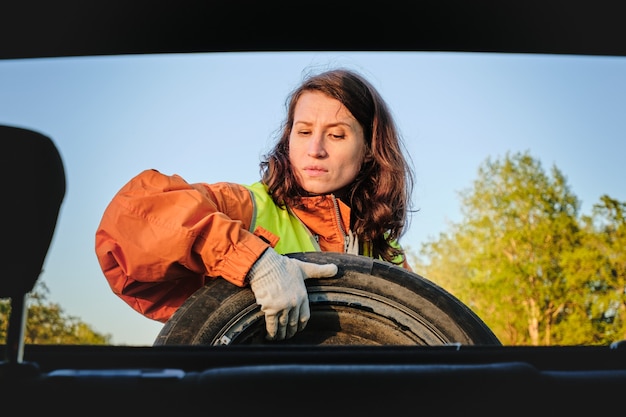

{"left": 0, "top": 281, "right": 111, "bottom": 345}
{"left": 416, "top": 151, "right": 626, "bottom": 346}
{"left": 560, "top": 196, "right": 626, "bottom": 344}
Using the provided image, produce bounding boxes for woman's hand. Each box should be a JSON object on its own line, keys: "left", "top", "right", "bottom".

{"left": 247, "top": 248, "right": 338, "bottom": 340}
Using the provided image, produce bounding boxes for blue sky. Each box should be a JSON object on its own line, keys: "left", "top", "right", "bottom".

{"left": 1, "top": 51, "right": 625, "bottom": 345}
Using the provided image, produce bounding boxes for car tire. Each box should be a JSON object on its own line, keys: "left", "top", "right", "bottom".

{"left": 153, "top": 252, "right": 501, "bottom": 346}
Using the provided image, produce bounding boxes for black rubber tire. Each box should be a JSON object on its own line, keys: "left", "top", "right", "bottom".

{"left": 153, "top": 252, "right": 501, "bottom": 346}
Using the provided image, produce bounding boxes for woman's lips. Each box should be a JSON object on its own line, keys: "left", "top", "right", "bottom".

{"left": 303, "top": 166, "right": 327, "bottom": 177}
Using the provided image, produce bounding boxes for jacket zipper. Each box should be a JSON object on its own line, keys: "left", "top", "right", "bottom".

{"left": 330, "top": 194, "right": 350, "bottom": 253}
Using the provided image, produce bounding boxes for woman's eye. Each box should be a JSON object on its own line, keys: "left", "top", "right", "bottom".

{"left": 330, "top": 133, "right": 345, "bottom": 139}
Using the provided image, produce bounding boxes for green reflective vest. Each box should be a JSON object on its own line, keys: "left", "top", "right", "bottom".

{"left": 245, "top": 182, "right": 405, "bottom": 265}
{"left": 244, "top": 182, "right": 320, "bottom": 254}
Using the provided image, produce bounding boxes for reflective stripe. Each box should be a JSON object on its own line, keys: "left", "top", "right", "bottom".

{"left": 363, "top": 233, "right": 406, "bottom": 265}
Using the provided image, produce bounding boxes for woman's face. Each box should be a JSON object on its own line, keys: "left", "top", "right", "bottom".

{"left": 289, "top": 91, "right": 367, "bottom": 195}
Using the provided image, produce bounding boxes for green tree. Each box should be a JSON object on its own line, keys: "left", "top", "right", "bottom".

{"left": 418, "top": 151, "right": 582, "bottom": 345}
{"left": 0, "top": 281, "right": 111, "bottom": 345}
{"left": 560, "top": 196, "right": 626, "bottom": 344}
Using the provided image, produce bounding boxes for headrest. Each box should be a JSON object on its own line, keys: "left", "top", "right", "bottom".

{"left": 0, "top": 125, "right": 65, "bottom": 298}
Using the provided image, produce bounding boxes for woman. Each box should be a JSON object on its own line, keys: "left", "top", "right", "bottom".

{"left": 95, "top": 68, "right": 415, "bottom": 341}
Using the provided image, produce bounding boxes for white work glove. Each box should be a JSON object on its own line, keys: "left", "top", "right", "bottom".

{"left": 247, "top": 248, "right": 338, "bottom": 341}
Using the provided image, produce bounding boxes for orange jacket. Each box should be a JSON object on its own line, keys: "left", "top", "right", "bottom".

{"left": 96, "top": 169, "right": 361, "bottom": 323}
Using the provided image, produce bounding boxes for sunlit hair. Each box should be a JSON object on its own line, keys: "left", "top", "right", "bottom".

{"left": 260, "top": 68, "right": 415, "bottom": 265}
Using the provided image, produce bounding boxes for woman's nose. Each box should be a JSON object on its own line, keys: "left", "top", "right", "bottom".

{"left": 307, "top": 135, "right": 327, "bottom": 157}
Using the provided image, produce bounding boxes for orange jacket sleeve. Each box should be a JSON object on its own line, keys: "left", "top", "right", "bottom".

{"left": 95, "top": 169, "right": 270, "bottom": 322}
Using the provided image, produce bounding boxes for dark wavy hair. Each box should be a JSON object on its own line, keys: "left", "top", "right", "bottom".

{"left": 260, "top": 68, "right": 415, "bottom": 265}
